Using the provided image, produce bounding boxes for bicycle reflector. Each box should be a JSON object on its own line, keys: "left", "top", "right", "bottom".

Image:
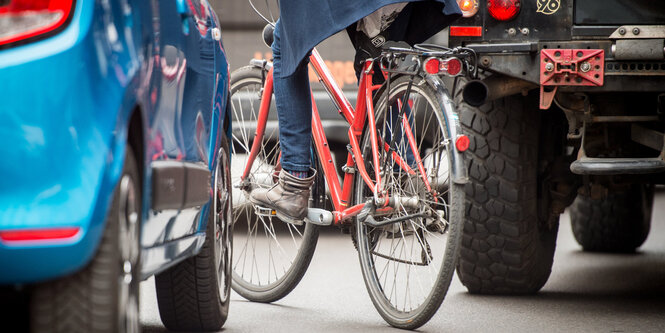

{"left": 424, "top": 58, "right": 441, "bottom": 75}
{"left": 424, "top": 57, "right": 463, "bottom": 76}
{"left": 487, "top": 0, "right": 521, "bottom": 21}
{"left": 455, "top": 135, "right": 470, "bottom": 152}
{"left": 0, "top": 0, "right": 76, "bottom": 47}
{"left": 456, "top": 0, "right": 479, "bottom": 18}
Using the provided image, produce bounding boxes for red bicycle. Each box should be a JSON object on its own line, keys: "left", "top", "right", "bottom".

{"left": 229, "top": 25, "right": 476, "bottom": 329}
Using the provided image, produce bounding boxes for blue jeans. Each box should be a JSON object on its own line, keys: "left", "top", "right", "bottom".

{"left": 272, "top": 19, "right": 414, "bottom": 173}
{"left": 272, "top": 20, "right": 312, "bottom": 172}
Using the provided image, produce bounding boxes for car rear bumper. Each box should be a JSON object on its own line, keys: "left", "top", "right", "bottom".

{"left": 0, "top": 1, "right": 133, "bottom": 284}
{"left": 464, "top": 40, "right": 665, "bottom": 92}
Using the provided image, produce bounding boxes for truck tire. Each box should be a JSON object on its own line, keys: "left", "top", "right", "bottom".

{"left": 570, "top": 185, "right": 653, "bottom": 253}
{"left": 457, "top": 94, "right": 558, "bottom": 294}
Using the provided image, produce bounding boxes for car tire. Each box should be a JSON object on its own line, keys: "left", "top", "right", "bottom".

{"left": 457, "top": 93, "right": 559, "bottom": 294}
{"left": 155, "top": 135, "right": 233, "bottom": 331}
{"left": 30, "top": 145, "right": 142, "bottom": 333}
{"left": 570, "top": 184, "right": 653, "bottom": 253}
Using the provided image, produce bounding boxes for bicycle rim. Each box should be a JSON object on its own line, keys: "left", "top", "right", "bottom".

{"left": 229, "top": 67, "right": 319, "bottom": 302}
{"left": 355, "top": 76, "right": 464, "bottom": 329}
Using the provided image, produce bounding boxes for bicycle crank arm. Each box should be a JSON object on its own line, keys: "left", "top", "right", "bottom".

{"left": 361, "top": 212, "right": 429, "bottom": 227}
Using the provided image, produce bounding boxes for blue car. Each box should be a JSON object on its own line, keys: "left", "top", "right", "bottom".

{"left": 0, "top": 0, "right": 232, "bottom": 331}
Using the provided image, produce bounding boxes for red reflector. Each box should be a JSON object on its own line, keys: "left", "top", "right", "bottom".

{"left": 445, "top": 58, "right": 462, "bottom": 76}
{"left": 455, "top": 135, "right": 470, "bottom": 152}
{"left": 488, "top": 0, "right": 521, "bottom": 21}
{"left": 0, "top": 0, "right": 76, "bottom": 47}
{"left": 424, "top": 58, "right": 441, "bottom": 75}
{"left": 450, "top": 26, "right": 482, "bottom": 37}
{"left": 0, "top": 227, "right": 81, "bottom": 243}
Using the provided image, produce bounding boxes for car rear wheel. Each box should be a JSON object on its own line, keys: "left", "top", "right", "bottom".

{"left": 30, "top": 145, "right": 141, "bottom": 333}
{"left": 155, "top": 136, "right": 233, "bottom": 331}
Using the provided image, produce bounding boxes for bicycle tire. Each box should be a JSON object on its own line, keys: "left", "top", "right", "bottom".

{"left": 229, "top": 66, "right": 319, "bottom": 303}
{"left": 354, "top": 75, "right": 464, "bottom": 329}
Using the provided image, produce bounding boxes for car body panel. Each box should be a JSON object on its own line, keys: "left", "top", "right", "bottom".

{"left": 0, "top": 0, "right": 230, "bottom": 284}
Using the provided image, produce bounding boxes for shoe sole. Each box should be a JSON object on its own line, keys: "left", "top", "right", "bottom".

{"left": 248, "top": 197, "right": 305, "bottom": 226}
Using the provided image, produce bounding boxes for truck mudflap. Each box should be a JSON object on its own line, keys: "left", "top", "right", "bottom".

{"left": 539, "top": 49, "right": 605, "bottom": 109}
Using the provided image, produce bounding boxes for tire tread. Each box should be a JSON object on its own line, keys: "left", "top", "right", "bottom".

{"left": 457, "top": 94, "right": 557, "bottom": 294}
{"left": 570, "top": 185, "right": 652, "bottom": 253}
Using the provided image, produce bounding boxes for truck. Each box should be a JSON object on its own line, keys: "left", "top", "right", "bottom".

{"left": 448, "top": 0, "right": 665, "bottom": 294}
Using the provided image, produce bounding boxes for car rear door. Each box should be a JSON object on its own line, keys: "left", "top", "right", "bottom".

{"left": 144, "top": 0, "right": 214, "bottom": 246}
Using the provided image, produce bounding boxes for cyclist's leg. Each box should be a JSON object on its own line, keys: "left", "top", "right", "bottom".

{"left": 273, "top": 20, "right": 312, "bottom": 174}
{"left": 250, "top": 20, "right": 315, "bottom": 224}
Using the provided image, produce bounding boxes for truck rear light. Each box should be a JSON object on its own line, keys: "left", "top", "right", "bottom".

{"left": 0, "top": 227, "right": 81, "bottom": 244}
{"left": 456, "top": 0, "right": 479, "bottom": 18}
{"left": 424, "top": 57, "right": 463, "bottom": 76}
{"left": 487, "top": 0, "right": 521, "bottom": 21}
{"left": 0, "top": 0, "right": 76, "bottom": 47}
{"left": 450, "top": 26, "right": 482, "bottom": 37}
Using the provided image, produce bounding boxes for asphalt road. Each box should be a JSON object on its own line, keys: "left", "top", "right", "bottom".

{"left": 141, "top": 192, "right": 665, "bottom": 333}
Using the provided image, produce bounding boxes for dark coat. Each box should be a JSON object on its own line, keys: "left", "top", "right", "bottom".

{"left": 277, "top": 0, "right": 462, "bottom": 76}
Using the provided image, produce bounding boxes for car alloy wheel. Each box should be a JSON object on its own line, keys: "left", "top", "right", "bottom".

{"left": 214, "top": 147, "right": 232, "bottom": 304}
{"left": 118, "top": 173, "right": 140, "bottom": 333}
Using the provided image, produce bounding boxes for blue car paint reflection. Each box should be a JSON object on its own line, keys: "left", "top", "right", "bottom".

{"left": 0, "top": 0, "right": 230, "bottom": 284}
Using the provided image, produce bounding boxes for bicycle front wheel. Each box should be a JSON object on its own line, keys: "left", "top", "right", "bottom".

{"left": 355, "top": 75, "right": 464, "bottom": 329}
{"left": 229, "top": 66, "right": 319, "bottom": 303}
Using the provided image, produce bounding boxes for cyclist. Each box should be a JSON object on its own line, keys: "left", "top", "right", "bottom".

{"left": 250, "top": 0, "right": 462, "bottom": 224}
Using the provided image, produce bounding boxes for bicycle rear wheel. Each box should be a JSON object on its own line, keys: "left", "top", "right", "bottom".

{"left": 229, "top": 66, "right": 319, "bottom": 303}
{"left": 354, "top": 75, "right": 464, "bottom": 329}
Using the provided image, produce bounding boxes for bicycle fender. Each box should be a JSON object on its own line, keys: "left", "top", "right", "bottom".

{"left": 424, "top": 75, "right": 469, "bottom": 185}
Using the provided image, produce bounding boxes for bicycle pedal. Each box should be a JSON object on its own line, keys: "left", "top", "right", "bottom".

{"left": 305, "top": 208, "right": 333, "bottom": 226}
{"left": 254, "top": 205, "right": 277, "bottom": 217}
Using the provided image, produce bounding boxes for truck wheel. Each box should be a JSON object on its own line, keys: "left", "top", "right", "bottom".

{"left": 30, "top": 145, "right": 141, "bottom": 333}
{"left": 457, "top": 94, "right": 558, "bottom": 294}
{"left": 570, "top": 185, "right": 653, "bottom": 253}
{"left": 155, "top": 136, "right": 233, "bottom": 331}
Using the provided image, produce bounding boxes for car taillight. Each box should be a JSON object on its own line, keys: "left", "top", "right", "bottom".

{"left": 487, "top": 0, "right": 521, "bottom": 21}
{"left": 0, "top": 0, "right": 76, "bottom": 47}
{"left": 424, "top": 57, "right": 463, "bottom": 76}
{"left": 456, "top": 0, "right": 479, "bottom": 18}
{"left": 0, "top": 227, "right": 81, "bottom": 244}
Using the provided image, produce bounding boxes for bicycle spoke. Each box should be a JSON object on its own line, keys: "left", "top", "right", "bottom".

{"left": 356, "top": 76, "right": 463, "bottom": 325}
{"left": 230, "top": 68, "right": 318, "bottom": 301}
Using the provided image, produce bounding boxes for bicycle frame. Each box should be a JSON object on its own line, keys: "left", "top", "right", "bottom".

{"left": 240, "top": 48, "right": 468, "bottom": 225}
